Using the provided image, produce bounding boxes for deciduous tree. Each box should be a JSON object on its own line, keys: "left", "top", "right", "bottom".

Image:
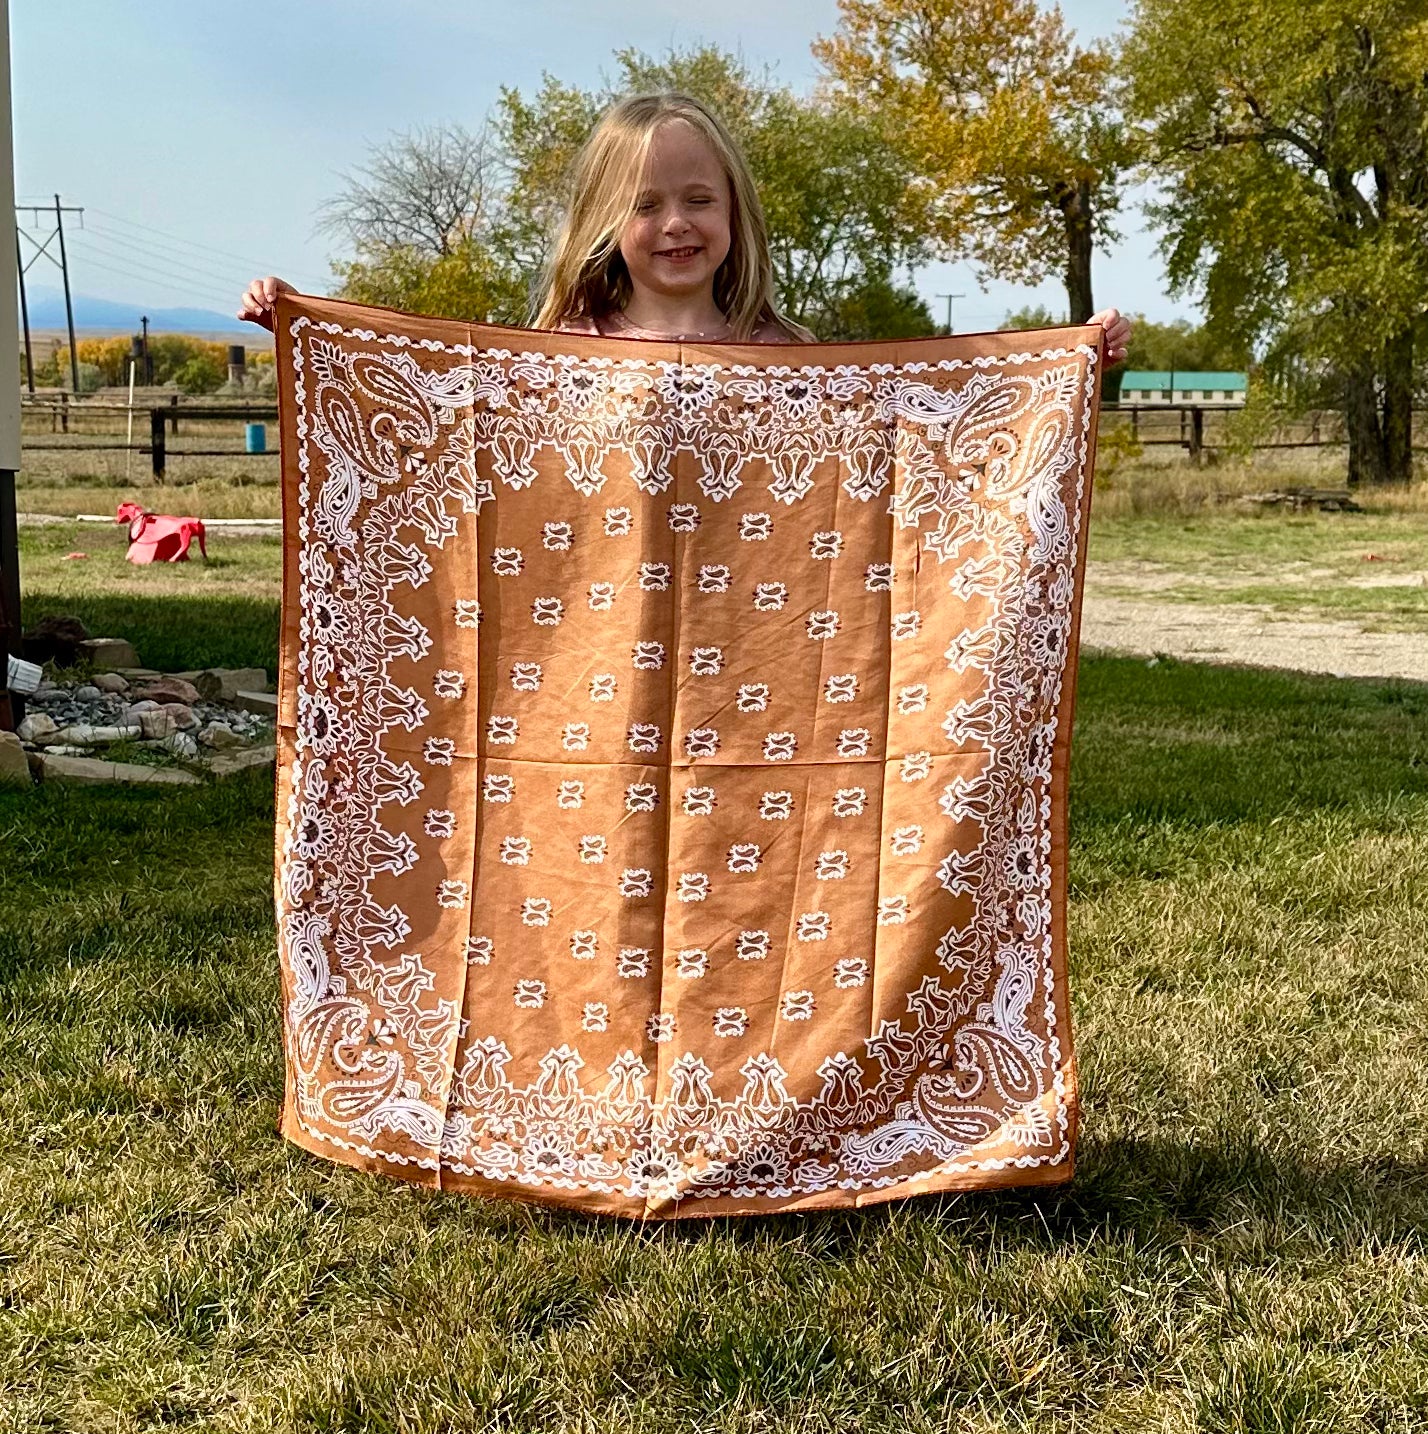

{"left": 1123, "top": 0, "right": 1428, "bottom": 483}
{"left": 815, "top": 0, "right": 1131, "bottom": 324}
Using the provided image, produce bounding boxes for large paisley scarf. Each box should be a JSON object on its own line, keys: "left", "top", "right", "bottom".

{"left": 272, "top": 294, "right": 1103, "bottom": 1218}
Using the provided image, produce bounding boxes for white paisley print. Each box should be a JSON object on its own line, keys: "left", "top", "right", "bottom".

{"left": 272, "top": 295, "right": 1102, "bottom": 1219}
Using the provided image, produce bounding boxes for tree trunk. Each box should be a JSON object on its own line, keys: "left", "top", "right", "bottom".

{"left": 1058, "top": 178, "right": 1095, "bottom": 325}
{"left": 1381, "top": 327, "right": 1414, "bottom": 483}
{"left": 1344, "top": 371, "right": 1387, "bottom": 487}
{"left": 1057, "top": 179, "right": 1117, "bottom": 397}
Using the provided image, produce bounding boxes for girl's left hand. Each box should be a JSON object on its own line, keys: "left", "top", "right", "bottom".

{"left": 1089, "top": 308, "right": 1131, "bottom": 365}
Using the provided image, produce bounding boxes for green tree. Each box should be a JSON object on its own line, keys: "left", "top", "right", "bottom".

{"left": 172, "top": 353, "right": 226, "bottom": 395}
{"left": 1123, "top": 0, "right": 1428, "bottom": 483}
{"left": 1002, "top": 304, "right": 1065, "bottom": 329}
{"left": 815, "top": 0, "right": 1132, "bottom": 325}
{"left": 331, "top": 237, "right": 528, "bottom": 325}
{"left": 1119, "top": 315, "right": 1248, "bottom": 373}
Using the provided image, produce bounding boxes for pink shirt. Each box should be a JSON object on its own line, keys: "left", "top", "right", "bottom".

{"left": 556, "top": 311, "right": 804, "bottom": 344}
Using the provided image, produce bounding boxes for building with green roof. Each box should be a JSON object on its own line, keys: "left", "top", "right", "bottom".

{"left": 1119, "top": 371, "right": 1247, "bottom": 405}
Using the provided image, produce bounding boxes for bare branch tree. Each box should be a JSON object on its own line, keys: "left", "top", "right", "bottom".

{"left": 317, "top": 124, "right": 500, "bottom": 257}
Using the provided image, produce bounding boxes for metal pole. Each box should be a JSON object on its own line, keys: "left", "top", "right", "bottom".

{"left": 141, "top": 314, "right": 151, "bottom": 385}
{"left": 14, "top": 229, "right": 29, "bottom": 392}
{"left": 55, "top": 192, "right": 79, "bottom": 394}
{"left": 0, "top": 0, "right": 23, "bottom": 730}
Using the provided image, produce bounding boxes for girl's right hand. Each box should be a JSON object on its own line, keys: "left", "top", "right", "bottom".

{"left": 237, "top": 276, "right": 295, "bottom": 331}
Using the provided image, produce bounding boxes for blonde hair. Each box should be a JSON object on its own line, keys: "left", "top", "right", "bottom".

{"left": 532, "top": 92, "right": 812, "bottom": 341}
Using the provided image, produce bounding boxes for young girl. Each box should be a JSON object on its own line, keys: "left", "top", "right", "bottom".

{"left": 239, "top": 91, "right": 1132, "bottom": 359}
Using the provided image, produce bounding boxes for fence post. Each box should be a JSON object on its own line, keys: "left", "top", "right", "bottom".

{"left": 1189, "top": 407, "right": 1204, "bottom": 467}
{"left": 60, "top": 391, "right": 68, "bottom": 434}
{"left": 169, "top": 393, "right": 179, "bottom": 435}
{"left": 150, "top": 407, "right": 166, "bottom": 482}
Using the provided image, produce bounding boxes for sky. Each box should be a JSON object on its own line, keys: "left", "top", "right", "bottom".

{"left": 14, "top": 0, "right": 1197, "bottom": 335}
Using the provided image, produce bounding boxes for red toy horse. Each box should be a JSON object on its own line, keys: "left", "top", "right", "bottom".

{"left": 115, "top": 502, "right": 207, "bottom": 564}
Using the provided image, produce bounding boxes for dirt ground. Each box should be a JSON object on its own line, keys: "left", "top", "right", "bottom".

{"left": 1080, "top": 591, "right": 1428, "bottom": 683}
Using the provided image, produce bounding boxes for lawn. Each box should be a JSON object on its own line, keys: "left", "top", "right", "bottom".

{"left": 1085, "top": 468, "right": 1428, "bottom": 633}
{"left": 3, "top": 648, "right": 1426, "bottom": 1432}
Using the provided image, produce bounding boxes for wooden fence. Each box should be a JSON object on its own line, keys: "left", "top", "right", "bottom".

{"left": 15, "top": 394, "right": 1424, "bottom": 478}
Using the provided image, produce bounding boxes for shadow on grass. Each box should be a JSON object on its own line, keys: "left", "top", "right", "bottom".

{"left": 20, "top": 588, "right": 280, "bottom": 672}
{"left": 1072, "top": 654, "right": 1428, "bottom": 826}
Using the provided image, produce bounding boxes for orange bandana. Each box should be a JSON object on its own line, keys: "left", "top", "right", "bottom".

{"left": 273, "top": 295, "right": 1103, "bottom": 1218}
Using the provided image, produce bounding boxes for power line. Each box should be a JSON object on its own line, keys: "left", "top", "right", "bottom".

{"left": 88, "top": 205, "right": 330, "bottom": 291}
{"left": 59, "top": 243, "right": 240, "bottom": 314}
{"left": 65, "top": 234, "right": 238, "bottom": 304}
{"left": 77, "top": 224, "right": 252, "bottom": 297}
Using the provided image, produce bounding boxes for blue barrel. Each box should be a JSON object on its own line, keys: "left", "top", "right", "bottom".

{"left": 244, "top": 421, "right": 267, "bottom": 454}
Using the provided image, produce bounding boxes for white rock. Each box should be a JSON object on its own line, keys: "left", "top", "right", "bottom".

{"left": 209, "top": 744, "right": 276, "bottom": 779}
{"left": 36, "top": 753, "right": 201, "bottom": 787}
{"left": 76, "top": 637, "right": 140, "bottom": 671}
{"left": 16, "top": 713, "right": 59, "bottom": 743}
{"left": 162, "top": 731, "right": 200, "bottom": 759}
{"left": 55, "top": 723, "right": 142, "bottom": 747}
{"left": 198, "top": 722, "right": 243, "bottom": 750}
{"left": 91, "top": 672, "right": 130, "bottom": 694}
{"left": 138, "top": 710, "right": 178, "bottom": 741}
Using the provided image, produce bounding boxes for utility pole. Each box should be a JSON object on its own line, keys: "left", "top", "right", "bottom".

{"left": 15, "top": 230, "right": 29, "bottom": 391}
{"left": 140, "top": 314, "right": 151, "bottom": 384}
{"left": 16, "top": 195, "right": 83, "bottom": 393}
{"left": 936, "top": 291, "right": 965, "bottom": 336}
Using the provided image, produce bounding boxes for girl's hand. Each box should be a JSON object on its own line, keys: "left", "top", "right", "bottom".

{"left": 237, "top": 276, "right": 296, "bottom": 332}
{"left": 1089, "top": 308, "right": 1131, "bottom": 365}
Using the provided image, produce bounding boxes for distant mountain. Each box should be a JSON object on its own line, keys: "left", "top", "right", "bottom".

{"left": 19, "top": 283, "right": 267, "bottom": 337}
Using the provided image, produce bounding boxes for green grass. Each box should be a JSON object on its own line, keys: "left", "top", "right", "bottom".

{"left": 18, "top": 520, "right": 281, "bottom": 672}
{"left": 3, "top": 655, "right": 1426, "bottom": 1432}
{"left": 1088, "top": 508, "right": 1428, "bottom": 632}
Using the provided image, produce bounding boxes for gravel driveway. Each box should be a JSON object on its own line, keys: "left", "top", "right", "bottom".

{"left": 1081, "top": 593, "right": 1428, "bottom": 683}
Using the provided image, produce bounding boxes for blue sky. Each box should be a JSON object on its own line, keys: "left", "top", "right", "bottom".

{"left": 15, "top": 0, "right": 1195, "bottom": 333}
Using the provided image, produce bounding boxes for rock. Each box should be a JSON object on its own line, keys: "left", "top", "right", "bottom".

{"left": 54, "top": 723, "right": 142, "bottom": 747}
{"left": 233, "top": 690, "right": 279, "bottom": 717}
{"left": 90, "top": 672, "right": 130, "bottom": 694}
{"left": 115, "top": 668, "right": 162, "bottom": 681}
{"left": 76, "top": 637, "right": 140, "bottom": 671}
{"left": 42, "top": 744, "right": 90, "bottom": 756}
{"left": 160, "top": 702, "right": 197, "bottom": 730}
{"left": 123, "top": 699, "right": 160, "bottom": 717}
{"left": 21, "top": 615, "right": 89, "bottom": 667}
{"left": 162, "top": 730, "right": 200, "bottom": 759}
{"left": 138, "top": 710, "right": 177, "bottom": 740}
{"left": 73, "top": 685, "right": 102, "bottom": 703}
{"left": 189, "top": 667, "right": 270, "bottom": 701}
{"left": 34, "top": 753, "right": 201, "bottom": 787}
{"left": 16, "top": 713, "right": 59, "bottom": 744}
{"left": 208, "top": 744, "right": 276, "bottom": 779}
{"left": 198, "top": 722, "right": 243, "bottom": 750}
{"left": 139, "top": 677, "right": 200, "bottom": 705}
{"left": 0, "top": 731, "right": 30, "bottom": 787}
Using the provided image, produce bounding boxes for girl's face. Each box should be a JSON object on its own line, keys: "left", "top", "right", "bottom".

{"left": 618, "top": 120, "right": 732, "bottom": 307}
